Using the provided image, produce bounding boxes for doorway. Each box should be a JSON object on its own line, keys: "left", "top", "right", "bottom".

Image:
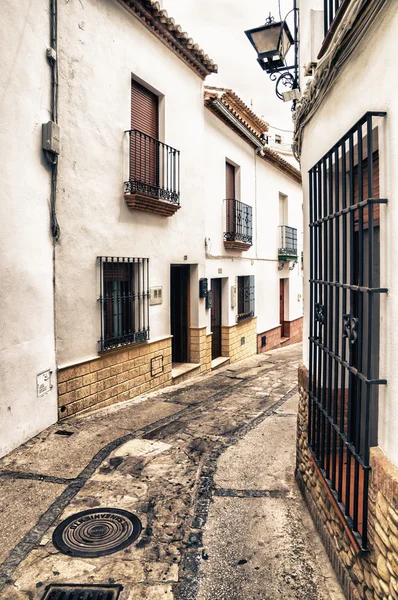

{"left": 280, "top": 278, "right": 286, "bottom": 337}
{"left": 170, "top": 265, "right": 190, "bottom": 363}
{"left": 211, "top": 278, "right": 222, "bottom": 360}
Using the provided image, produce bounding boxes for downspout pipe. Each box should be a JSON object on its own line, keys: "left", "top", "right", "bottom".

{"left": 212, "top": 100, "right": 266, "bottom": 156}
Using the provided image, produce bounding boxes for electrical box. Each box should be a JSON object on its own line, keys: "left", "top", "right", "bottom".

{"left": 231, "top": 285, "right": 237, "bottom": 309}
{"left": 206, "top": 289, "right": 213, "bottom": 309}
{"left": 37, "top": 369, "right": 53, "bottom": 397}
{"left": 42, "top": 121, "right": 60, "bottom": 154}
{"left": 199, "top": 278, "right": 208, "bottom": 298}
{"left": 150, "top": 286, "right": 163, "bottom": 305}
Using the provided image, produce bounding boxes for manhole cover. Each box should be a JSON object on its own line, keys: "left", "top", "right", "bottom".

{"left": 41, "top": 583, "right": 123, "bottom": 600}
{"left": 52, "top": 508, "right": 142, "bottom": 557}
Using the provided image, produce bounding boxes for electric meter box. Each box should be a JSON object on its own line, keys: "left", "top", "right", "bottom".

{"left": 199, "top": 278, "right": 208, "bottom": 298}
{"left": 42, "top": 121, "right": 60, "bottom": 154}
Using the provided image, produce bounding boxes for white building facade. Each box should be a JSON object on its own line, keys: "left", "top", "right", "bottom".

{"left": 0, "top": 0, "right": 302, "bottom": 458}
{"left": 295, "top": 2, "right": 398, "bottom": 599}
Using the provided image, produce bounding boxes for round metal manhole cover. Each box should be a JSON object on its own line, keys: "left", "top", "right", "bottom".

{"left": 52, "top": 508, "right": 142, "bottom": 557}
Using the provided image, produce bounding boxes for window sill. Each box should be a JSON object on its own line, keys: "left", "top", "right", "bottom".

{"left": 125, "top": 193, "right": 181, "bottom": 217}
{"left": 224, "top": 240, "right": 252, "bottom": 251}
{"left": 236, "top": 312, "right": 255, "bottom": 324}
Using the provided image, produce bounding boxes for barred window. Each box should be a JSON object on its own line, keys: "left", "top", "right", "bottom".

{"left": 237, "top": 275, "right": 255, "bottom": 322}
{"left": 308, "top": 112, "right": 387, "bottom": 549}
{"left": 98, "top": 257, "right": 149, "bottom": 352}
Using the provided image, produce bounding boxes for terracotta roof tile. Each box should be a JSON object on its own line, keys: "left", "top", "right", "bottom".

{"left": 117, "top": 0, "right": 218, "bottom": 79}
{"left": 204, "top": 87, "right": 301, "bottom": 184}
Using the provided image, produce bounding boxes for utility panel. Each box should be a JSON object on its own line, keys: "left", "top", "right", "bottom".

{"left": 42, "top": 121, "right": 60, "bottom": 154}
{"left": 150, "top": 286, "right": 163, "bottom": 305}
{"left": 231, "top": 285, "right": 237, "bottom": 308}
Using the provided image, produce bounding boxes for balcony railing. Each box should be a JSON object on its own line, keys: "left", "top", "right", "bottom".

{"left": 124, "top": 129, "right": 180, "bottom": 209}
{"left": 278, "top": 225, "right": 297, "bottom": 260}
{"left": 224, "top": 199, "right": 253, "bottom": 249}
{"left": 324, "top": 0, "right": 348, "bottom": 37}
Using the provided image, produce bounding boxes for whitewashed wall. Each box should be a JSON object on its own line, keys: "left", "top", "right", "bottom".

{"left": 55, "top": 0, "right": 208, "bottom": 367}
{"left": 204, "top": 108, "right": 303, "bottom": 333}
{"left": 299, "top": 3, "right": 398, "bottom": 465}
{"left": 0, "top": 0, "right": 58, "bottom": 456}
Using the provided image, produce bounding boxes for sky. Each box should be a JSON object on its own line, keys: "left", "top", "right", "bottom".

{"left": 163, "top": 0, "right": 296, "bottom": 133}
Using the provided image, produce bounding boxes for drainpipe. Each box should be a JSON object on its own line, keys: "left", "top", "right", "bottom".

{"left": 46, "top": 0, "right": 60, "bottom": 241}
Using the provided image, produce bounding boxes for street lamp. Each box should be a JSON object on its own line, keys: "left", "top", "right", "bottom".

{"left": 245, "top": 5, "right": 299, "bottom": 104}
{"left": 245, "top": 16, "right": 294, "bottom": 73}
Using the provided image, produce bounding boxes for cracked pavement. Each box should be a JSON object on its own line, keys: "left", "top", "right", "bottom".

{"left": 0, "top": 344, "right": 344, "bottom": 599}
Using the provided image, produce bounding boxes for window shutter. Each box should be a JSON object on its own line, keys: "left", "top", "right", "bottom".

{"left": 131, "top": 79, "right": 158, "bottom": 137}
{"left": 131, "top": 80, "right": 159, "bottom": 188}
{"left": 249, "top": 275, "right": 255, "bottom": 316}
{"left": 226, "top": 162, "right": 235, "bottom": 199}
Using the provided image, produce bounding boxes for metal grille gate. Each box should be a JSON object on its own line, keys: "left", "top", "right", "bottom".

{"left": 308, "top": 112, "right": 387, "bottom": 549}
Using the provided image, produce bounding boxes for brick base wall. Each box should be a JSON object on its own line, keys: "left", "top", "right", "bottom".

{"left": 58, "top": 336, "right": 172, "bottom": 419}
{"left": 221, "top": 317, "right": 257, "bottom": 363}
{"left": 297, "top": 365, "right": 398, "bottom": 600}
{"left": 189, "top": 327, "right": 212, "bottom": 373}
{"left": 257, "top": 317, "right": 303, "bottom": 354}
{"left": 283, "top": 316, "right": 303, "bottom": 345}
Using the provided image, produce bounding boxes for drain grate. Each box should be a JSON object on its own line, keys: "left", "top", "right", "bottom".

{"left": 52, "top": 508, "right": 142, "bottom": 558}
{"left": 41, "top": 583, "right": 123, "bottom": 600}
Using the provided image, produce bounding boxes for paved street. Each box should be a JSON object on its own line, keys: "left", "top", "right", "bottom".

{"left": 0, "top": 344, "right": 344, "bottom": 599}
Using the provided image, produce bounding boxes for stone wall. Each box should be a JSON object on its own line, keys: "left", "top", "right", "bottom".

{"left": 283, "top": 316, "right": 303, "bottom": 345}
{"left": 189, "top": 327, "right": 212, "bottom": 373}
{"left": 58, "top": 336, "right": 172, "bottom": 418}
{"left": 297, "top": 365, "right": 398, "bottom": 600}
{"left": 257, "top": 317, "right": 303, "bottom": 354}
{"left": 221, "top": 317, "right": 257, "bottom": 363}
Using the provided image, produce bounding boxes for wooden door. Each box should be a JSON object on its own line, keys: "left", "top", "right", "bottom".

{"left": 131, "top": 79, "right": 158, "bottom": 189}
{"left": 170, "top": 265, "right": 189, "bottom": 363}
{"left": 280, "top": 279, "right": 285, "bottom": 337}
{"left": 211, "top": 279, "right": 222, "bottom": 360}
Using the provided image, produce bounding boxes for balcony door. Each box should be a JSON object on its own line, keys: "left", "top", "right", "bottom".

{"left": 131, "top": 79, "right": 158, "bottom": 191}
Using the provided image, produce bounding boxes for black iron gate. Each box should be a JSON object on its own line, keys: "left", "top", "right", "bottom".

{"left": 308, "top": 112, "right": 387, "bottom": 549}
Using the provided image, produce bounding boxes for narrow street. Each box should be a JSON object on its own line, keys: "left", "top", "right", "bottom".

{"left": 0, "top": 344, "right": 343, "bottom": 600}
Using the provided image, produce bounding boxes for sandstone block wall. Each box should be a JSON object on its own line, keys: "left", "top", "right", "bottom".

{"left": 297, "top": 365, "right": 398, "bottom": 600}
{"left": 221, "top": 317, "right": 257, "bottom": 363}
{"left": 58, "top": 336, "right": 172, "bottom": 418}
{"left": 189, "top": 327, "right": 212, "bottom": 373}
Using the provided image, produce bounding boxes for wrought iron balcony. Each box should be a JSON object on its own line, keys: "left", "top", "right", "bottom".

{"left": 324, "top": 0, "right": 347, "bottom": 36}
{"left": 278, "top": 225, "right": 297, "bottom": 260}
{"left": 124, "top": 129, "right": 180, "bottom": 216}
{"left": 224, "top": 199, "right": 253, "bottom": 251}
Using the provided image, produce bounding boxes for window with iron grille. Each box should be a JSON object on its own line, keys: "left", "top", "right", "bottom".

{"left": 237, "top": 275, "right": 255, "bottom": 322}
{"left": 98, "top": 257, "right": 149, "bottom": 352}
{"left": 308, "top": 112, "right": 387, "bottom": 550}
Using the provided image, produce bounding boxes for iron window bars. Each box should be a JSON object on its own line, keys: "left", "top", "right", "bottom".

{"left": 125, "top": 129, "right": 180, "bottom": 205}
{"left": 237, "top": 275, "right": 255, "bottom": 322}
{"left": 308, "top": 112, "right": 387, "bottom": 550}
{"left": 224, "top": 198, "right": 253, "bottom": 244}
{"left": 98, "top": 257, "right": 150, "bottom": 352}
{"left": 278, "top": 225, "right": 298, "bottom": 260}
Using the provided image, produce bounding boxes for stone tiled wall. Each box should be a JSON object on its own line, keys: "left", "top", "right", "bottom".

{"left": 283, "top": 317, "right": 303, "bottom": 345}
{"left": 58, "top": 336, "right": 172, "bottom": 419}
{"left": 221, "top": 317, "right": 257, "bottom": 363}
{"left": 257, "top": 317, "right": 303, "bottom": 354}
{"left": 257, "top": 325, "right": 282, "bottom": 353}
{"left": 189, "top": 327, "right": 212, "bottom": 373}
{"left": 297, "top": 364, "right": 398, "bottom": 600}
